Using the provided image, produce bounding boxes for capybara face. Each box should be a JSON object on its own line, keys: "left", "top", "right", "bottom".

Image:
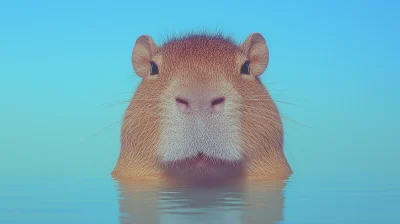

{"left": 113, "top": 32, "right": 291, "bottom": 182}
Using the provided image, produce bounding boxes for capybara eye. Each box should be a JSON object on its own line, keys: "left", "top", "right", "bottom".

{"left": 150, "top": 61, "right": 159, "bottom": 75}
{"left": 240, "top": 60, "right": 250, "bottom": 75}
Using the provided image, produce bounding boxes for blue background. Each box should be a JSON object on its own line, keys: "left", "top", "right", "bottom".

{"left": 1, "top": 0, "right": 399, "bottom": 181}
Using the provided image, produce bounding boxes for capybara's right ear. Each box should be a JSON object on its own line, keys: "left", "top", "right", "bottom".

{"left": 131, "top": 35, "right": 157, "bottom": 77}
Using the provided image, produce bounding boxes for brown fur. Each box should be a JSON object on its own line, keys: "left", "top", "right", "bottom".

{"left": 112, "top": 32, "right": 292, "bottom": 181}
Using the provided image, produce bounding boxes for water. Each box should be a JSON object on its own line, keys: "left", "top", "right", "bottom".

{"left": 1, "top": 174, "right": 398, "bottom": 223}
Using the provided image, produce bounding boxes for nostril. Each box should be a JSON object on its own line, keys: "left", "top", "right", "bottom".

{"left": 176, "top": 97, "right": 189, "bottom": 106}
{"left": 211, "top": 97, "right": 225, "bottom": 107}
{"left": 176, "top": 97, "right": 190, "bottom": 113}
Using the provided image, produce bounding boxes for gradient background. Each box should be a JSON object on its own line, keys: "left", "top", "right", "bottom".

{"left": 1, "top": 0, "right": 399, "bottom": 183}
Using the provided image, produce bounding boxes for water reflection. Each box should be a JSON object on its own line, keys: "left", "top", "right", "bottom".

{"left": 115, "top": 178, "right": 287, "bottom": 224}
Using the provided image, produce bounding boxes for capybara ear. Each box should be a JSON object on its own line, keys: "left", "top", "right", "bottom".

{"left": 131, "top": 35, "right": 158, "bottom": 77}
{"left": 241, "top": 33, "right": 269, "bottom": 77}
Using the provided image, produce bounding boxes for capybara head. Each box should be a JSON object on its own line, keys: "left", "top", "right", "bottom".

{"left": 112, "top": 32, "right": 292, "bottom": 183}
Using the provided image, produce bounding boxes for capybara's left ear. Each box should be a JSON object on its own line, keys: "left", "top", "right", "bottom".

{"left": 131, "top": 35, "right": 158, "bottom": 78}
{"left": 241, "top": 33, "right": 269, "bottom": 76}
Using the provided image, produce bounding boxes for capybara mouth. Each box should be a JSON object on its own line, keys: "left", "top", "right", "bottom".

{"left": 165, "top": 152, "right": 239, "bottom": 169}
{"left": 161, "top": 152, "right": 246, "bottom": 183}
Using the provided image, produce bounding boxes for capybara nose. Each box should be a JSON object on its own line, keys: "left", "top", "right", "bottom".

{"left": 176, "top": 97, "right": 190, "bottom": 113}
{"left": 210, "top": 97, "right": 225, "bottom": 113}
{"left": 176, "top": 95, "right": 225, "bottom": 114}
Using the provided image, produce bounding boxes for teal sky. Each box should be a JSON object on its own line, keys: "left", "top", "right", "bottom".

{"left": 0, "top": 0, "right": 399, "bottom": 180}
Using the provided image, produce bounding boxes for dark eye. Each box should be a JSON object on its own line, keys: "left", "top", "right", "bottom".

{"left": 150, "top": 61, "right": 159, "bottom": 75}
{"left": 240, "top": 60, "right": 250, "bottom": 75}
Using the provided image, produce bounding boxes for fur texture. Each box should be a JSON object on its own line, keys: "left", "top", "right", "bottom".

{"left": 112, "top": 32, "right": 292, "bottom": 182}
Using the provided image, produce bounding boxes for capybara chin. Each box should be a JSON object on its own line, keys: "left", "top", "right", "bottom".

{"left": 112, "top": 31, "right": 292, "bottom": 183}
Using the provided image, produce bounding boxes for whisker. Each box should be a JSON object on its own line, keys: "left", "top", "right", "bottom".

{"left": 243, "top": 99, "right": 301, "bottom": 107}
{"left": 242, "top": 105, "right": 309, "bottom": 128}
{"left": 133, "top": 99, "right": 161, "bottom": 101}
{"left": 241, "top": 110, "right": 281, "bottom": 122}
{"left": 240, "top": 94, "right": 301, "bottom": 107}
{"left": 271, "top": 96, "right": 302, "bottom": 101}
{"left": 280, "top": 114, "right": 309, "bottom": 128}
{"left": 244, "top": 94, "right": 297, "bottom": 99}
{"left": 249, "top": 91, "right": 304, "bottom": 101}
{"left": 245, "top": 95, "right": 300, "bottom": 101}
{"left": 79, "top": 120, "right": 122, "bottom": 145}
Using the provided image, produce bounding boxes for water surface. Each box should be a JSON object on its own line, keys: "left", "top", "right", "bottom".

{"left": 1, "top": 174, "right": 398, "bottom": 223}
